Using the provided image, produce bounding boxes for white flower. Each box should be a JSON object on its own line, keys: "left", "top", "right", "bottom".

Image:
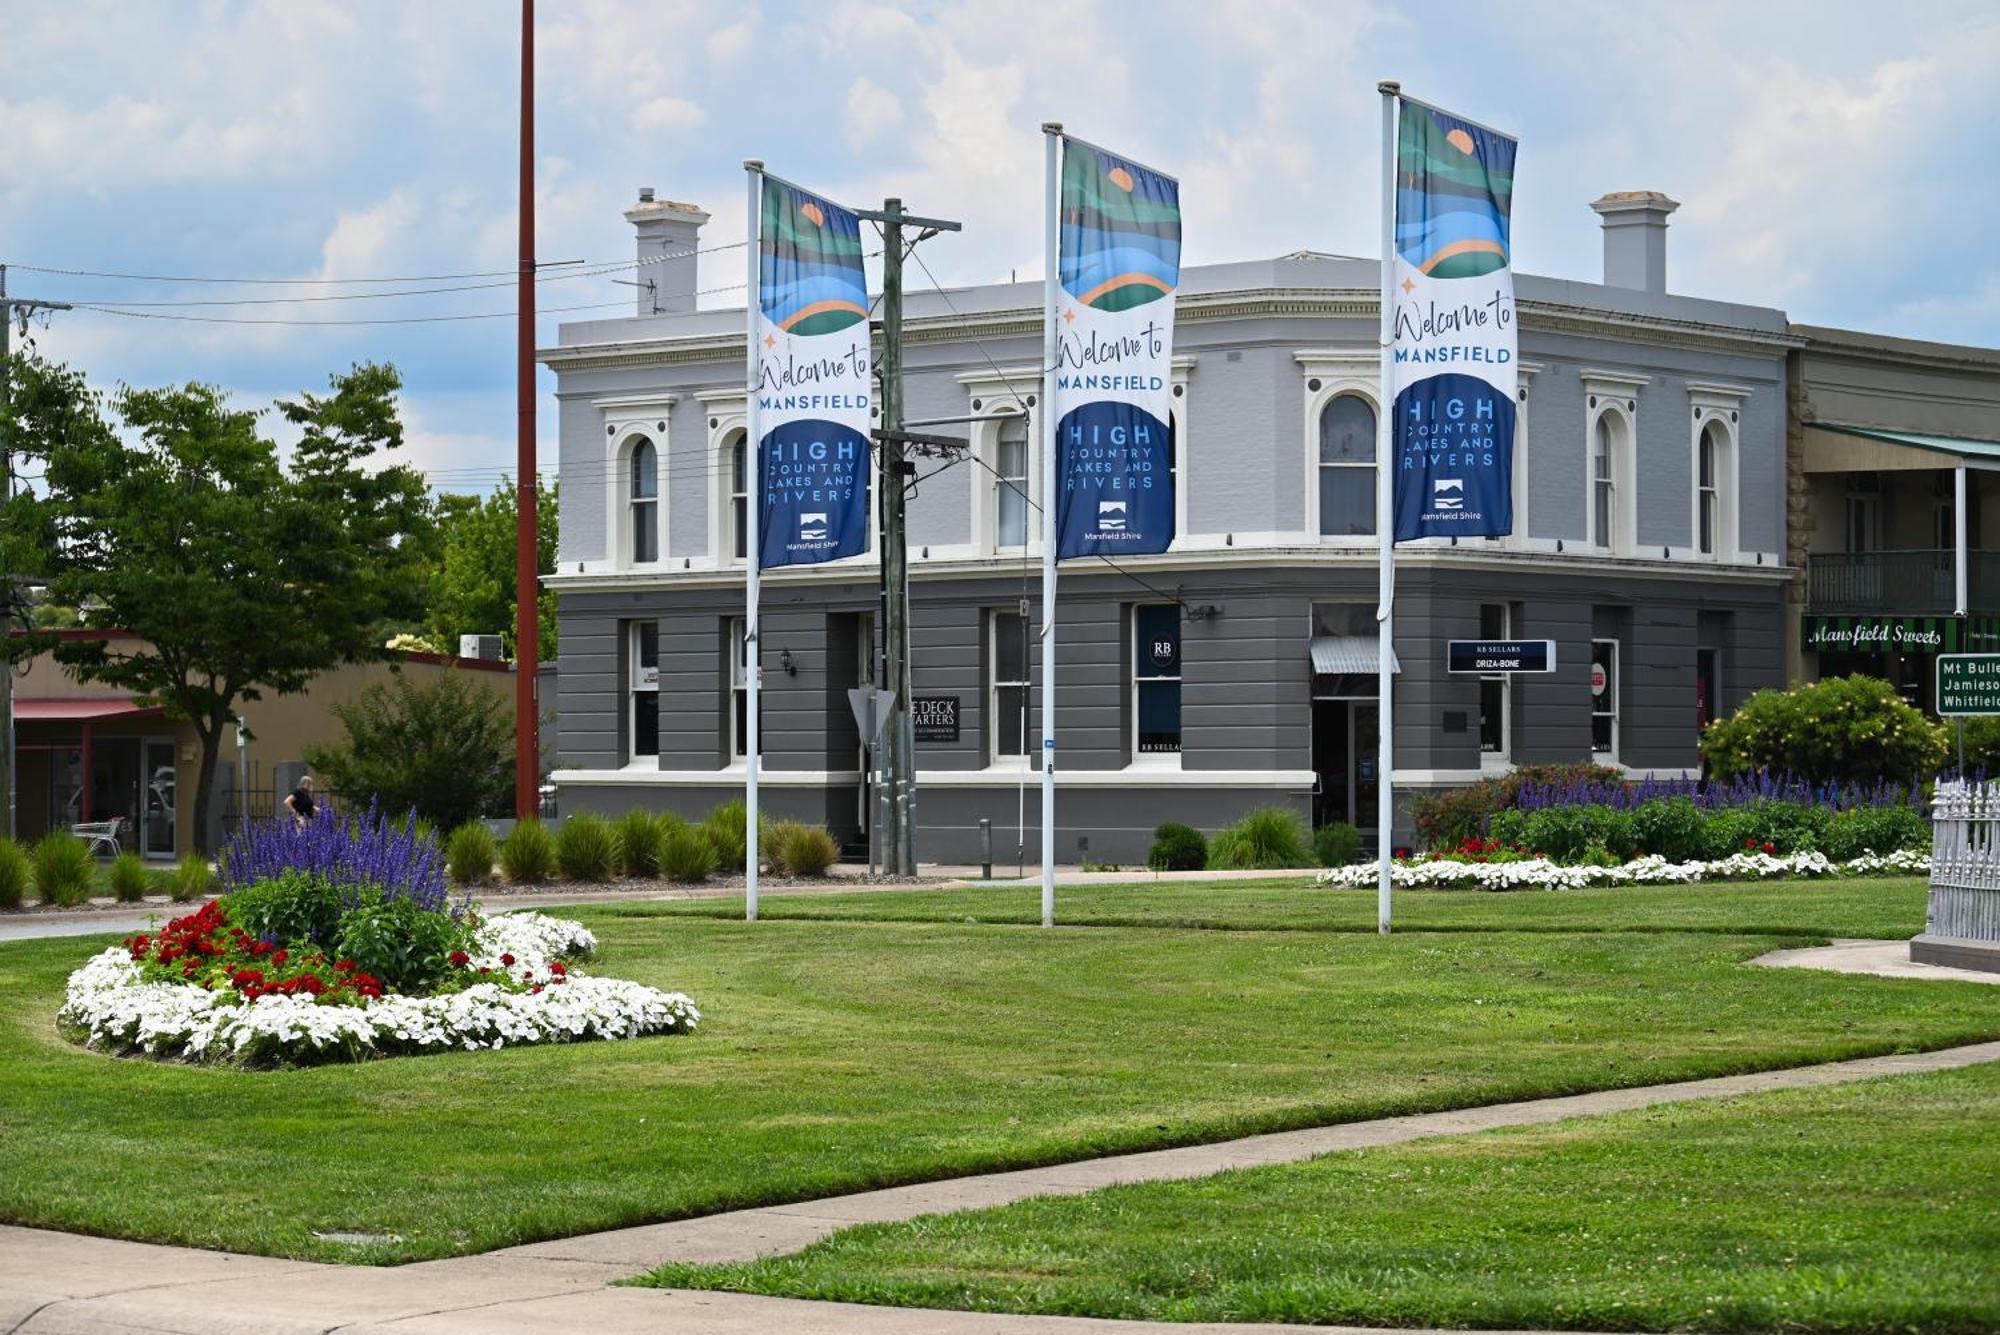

{"left": 59, "top": 914, "right": 697, "bottom": 1066}
{"left": 1314, "top": 849, "right": 1928, "bottom": 891}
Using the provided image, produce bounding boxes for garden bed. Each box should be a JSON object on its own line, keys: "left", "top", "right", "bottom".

{"left": 56, "top": 808, "right": 699, "bottom": 1066}
{"left": 1318, "top": 848, "right": 1930, "bottom": 891}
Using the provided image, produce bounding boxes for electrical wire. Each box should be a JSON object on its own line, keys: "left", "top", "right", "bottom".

{"left": 73, "top": 282, "right": 746, "bottom": 327}
{"left": 8, "top": 238, "right": 742, "bottom": 286}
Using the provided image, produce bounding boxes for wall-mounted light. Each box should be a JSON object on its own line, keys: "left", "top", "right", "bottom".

{"left": 780, "top": 648, "right": 797, "bottom": 676}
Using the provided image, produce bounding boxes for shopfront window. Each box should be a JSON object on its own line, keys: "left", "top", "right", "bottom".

{"left": 1133, "top": 604, "right": 1182, "bottom": 759}
{"left": 1591, "top": 638, "right": 1619, "bottom": 759}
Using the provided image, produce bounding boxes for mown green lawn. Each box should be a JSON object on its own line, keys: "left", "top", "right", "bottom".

{"left": 0, "top": 876, "right": 1992, "bottom": 1266}
{"left": 646, "top": 1062, "right": 2000, "bottom": 1334}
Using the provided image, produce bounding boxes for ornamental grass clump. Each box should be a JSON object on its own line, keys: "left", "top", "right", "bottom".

{"left": 770, "top": 821, "right": 839, "bottom": 877}
{"left": 34, "top": 832, "right": 96, "bottom": 907}
{"left": 444, "top": 822, "right": 496, "bottom": 886}
{"left": 0, "top": 838, "right": 29, "bottom": 908}
{"left": 499, "top": 819, "right": 556, "bottom": 885}
{"left": 219, "top": 804, "right": 447, "bottom": 914}
{"left": 170, "top": 854, "right": 216, "bottom": 904}
{"left": 1148, "top": 822, "right": 1208, "bottom": 871}
{"left": 555, "top": 813, "right": 616, "bottom": 882}
{"left": 659, "top": 824, "right": 718, "bottom": 883}
{"left": 703, "top": 800, "right": 749, "bottom": 870}
{"left": 109, "top": 852, "right": 151, "bottom": 904}
{"left": 1207, "top": 807, "right": 1313, "bottom": 870}
{"left": 614, "top": 808, "right": 666, "bottom": 878}
{"left": 1314, "top": 821, "right": 1362, "bottom": 868}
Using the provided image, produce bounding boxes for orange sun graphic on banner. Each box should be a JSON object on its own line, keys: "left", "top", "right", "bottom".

{"left": 1445, "top": 128, "right": 1476, "bottom": 155}
{"left": 799, "top": 201, "right": 825, "bottom": 226}
{"left": 1107, "top": 165, "right": 1135, "bottom": 192}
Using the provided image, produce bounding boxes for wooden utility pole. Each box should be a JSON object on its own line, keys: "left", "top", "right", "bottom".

{"left": 0, "top": 264, "right": 72, "bottom": 840}
{"left": 856, "top": 200, "right": 958, "bottom": 876}
{"left": 513, "top": 0, "right": 541, "bottom": 821}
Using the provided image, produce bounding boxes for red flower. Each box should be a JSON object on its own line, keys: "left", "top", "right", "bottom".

{"left": 1762, "top": 841, "right": 1777, "bottom": 855}
{"left": 548, "top": 962, "right": 566, "bottom": 976}
{"left": 448, "top": 950, "right": 471, "bottom": 968}
{"left": 334, "top": 959, "right": 356, "bottom": 973}
{"left": 500, "top": 953, "right": 516, "bottom": 967}
{"left": 271, "top": 949, "right": 288, "bottom": 967}
{"left": 530, "top": 985, "right": 543, "bottom": 994}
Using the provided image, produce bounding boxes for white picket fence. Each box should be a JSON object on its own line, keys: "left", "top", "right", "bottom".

{"left": 1925, "top": 780, "right": 2000, "bottom": 942}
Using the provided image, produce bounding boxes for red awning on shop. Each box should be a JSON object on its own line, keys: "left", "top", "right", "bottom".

{"left": 13, "top": 698, "right": 165, "bottom": 723}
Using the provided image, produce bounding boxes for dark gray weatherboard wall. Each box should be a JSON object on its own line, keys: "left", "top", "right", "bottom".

{"left": 556, "top": 561, "right": 1782, "bottom": 863}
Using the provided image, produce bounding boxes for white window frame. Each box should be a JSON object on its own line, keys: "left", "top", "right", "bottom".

{"left": 728, "top": 616, "right": 758, "bottom": 760}
{"left": 1314, "top": 392, "right": 1380, "bottom": 541}
{"left": 1166, "top": 355, "right": 1195, "bottom": 545}
{"left": 1591, "top": 637, "right": 1620, "bottom": 762}
{"left": 626, "top": 436, "right": 661, "bottom": 565}
{"left": 1582, "top": 371, "right": 1647, "bottom": 556}
{"left": 1129, "top": 603, "right": 1183, "bottom": 769}
{"left": 629, "top": 621, "right": 659, "bottom": 765}
{"left": 1687, "top": 383, "right": 1748, "bottom": 563}
{"left": 958, "top": 367, "right": 1040, "bottom": 560}
{"left": 988, "top": 607, "right": 1031, "bottom": 767}
{"left": 696, "top": 389, "right": 749, "bottom": 569}
{"left": 1296, "top": 349, "right": 1379, "bottom": 546}
{"left": 1506, "top": 361, "right": 1542, "bottom": 549}
{"left": 1478, "top": 603, "right": 1511, "bottom": 772}
{"left": 595, "top": 394, "right": 676, "bottom": 571}
{"left": 727, "top": 431, "right": 749, "bottom": 565}
{"left": 992, "top": 410, "right": 1032, "bottom": 553}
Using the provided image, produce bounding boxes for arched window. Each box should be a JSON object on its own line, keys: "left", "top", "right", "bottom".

{"left": 1697, "top": 420, "right": 1725, "bottom": 556}
{"left": 728, "top": 431, "right": 748, "bottom": 561}
{"left": 1318, "top": 395, "right": 1375, "bottom": 536}
{"left": 995, "top": 414, "right": 1029, "bottom": 548}
{"left": 1591, "top": 414, "right": 1619, "bottom": 550}
{"left": 628, "top": 436, "right": 658, "bottom": 564}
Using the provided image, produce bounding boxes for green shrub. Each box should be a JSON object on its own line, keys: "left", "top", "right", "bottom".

{"left": 1632, "top": 797, "right": 1707, "bottom": 862}
{"left": 771, "top": 821, "right": 840, "bottom": 877}
{"left": 1697, "top": 800, "right": 1829, "bottom": 859}
{"left": 335, "top": 896, "right": 466, "bottom": 994}
{"left": 171, "top": 854, "right": 216, "bottom": 904}
{"left": 1961, "top": 716, "right": 2000, "bottom": 775}
{"left": 1314, "top": 822, "right": 1363, "bottom": 867}
{"left": 659, "top": 825, "right": 718, "bottom": 883}
{"left": 614, "top": 809, "right": 666, "bottom": 878}
{"left": 109, "top": 852, "right": 151, "bottom": 903}
{"left": 224, "top": 869, "right": 349, "bottom": 947}
{"left": 704, "top": 800, "right": 749, "bottom": 870}
{"left": 1516, "top": 805, "right": 1637, "bottom": 863}
{"left": 1824, "top": 804, "right": 1930, "bottom": 859}
{"left": 0, "top": 839, "right": 29, "bottom": 908}
{"left": 1147, "top": 822, "right": 1208, "bottom": 871}
{"left": 33, "top": 832, "right": 95, "bottom": 907}
{"left": 1411, "top": 762, "right": 1625, "bottom": 851}
{"left": 1702, "top": 675, "right": 1949, "bottom": 785}
{"left": 1487, "top": 808, "right": 1529, "bottom": 848}
{"left": 498, "top": 820, "right": 555, "bottom": 884}
{"left": 1207, "top": 806, "right": 1313, "bottom": 870}
{"left": 301, "top": 670, "right": 517, "bottom": 831}
{"left": 443, "top": 822, "right": 496, "bottom": 886}
{"left": 554, "top": 812, "right": 616, "bottom": 882}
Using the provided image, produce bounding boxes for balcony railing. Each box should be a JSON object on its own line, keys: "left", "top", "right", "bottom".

{"left": 1808, "top": 549, "right": 2000, "bottom": 615}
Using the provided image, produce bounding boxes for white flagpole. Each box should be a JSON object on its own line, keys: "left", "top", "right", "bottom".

{"left": 1375, "top": 82, "right": 1399, "bottom": 937}
{"left": 743, "top": 161, "right": 763, "bottom": 923}
{"left": 1039, "top": 122, "right": 1062, "bottom": 929}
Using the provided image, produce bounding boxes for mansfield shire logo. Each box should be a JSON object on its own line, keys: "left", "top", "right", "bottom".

{"left": 1396, "top": 103, "right": 1514, "bottom": 279}
{"left": 1059, "top": 141, "right": 1182, "bottom": 313}
{"left": 1097, "top": 499, "right": 1128, "bottom": 531}
{"left": 759, "top": 180, "right": 867, "bottom": 336}
{"left": 799, "top": 512, "right": 828, "bottom": 541}
{"left": 1433, "top": 477, "right": 1465, "bottom": 510}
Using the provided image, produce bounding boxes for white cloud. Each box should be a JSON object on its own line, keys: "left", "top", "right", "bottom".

{"left": 844, "top": 77, "right": 904, "bottom": 151}
{"left": 705, "top": 11, "right": 760, "bottom": 68}
{"left": 630, "top": 96, "right": 708, "bottom": 134}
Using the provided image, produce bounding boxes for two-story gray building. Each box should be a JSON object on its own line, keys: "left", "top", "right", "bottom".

{"left": 541, "top": 189, "right": 1794, "bottom": 862}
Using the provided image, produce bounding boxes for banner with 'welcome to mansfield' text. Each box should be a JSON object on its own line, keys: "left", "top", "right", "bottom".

{"left": 1391, "top": 98, "right": 1517, "bottom": 542}
{"left": 1052, "top": 136, "right": 1180, "bottom": 560}
{"left": 755, "top": 177, "right": 871, "bottom": 567}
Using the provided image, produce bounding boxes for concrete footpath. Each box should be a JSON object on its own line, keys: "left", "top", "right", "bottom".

{"left": 5, "top": 1039, "right": 1997, "bottom": 1335}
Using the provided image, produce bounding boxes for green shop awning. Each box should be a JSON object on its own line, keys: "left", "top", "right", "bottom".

{"left": 1802, "top": 614, "right": 2000, "bottom": 654}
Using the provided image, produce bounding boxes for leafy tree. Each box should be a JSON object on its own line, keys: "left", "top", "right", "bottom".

{"left": 41, "top": 363, "right": 432, "bottom": 851}
{"left": 0, "top": 354, "right": 113, "bottom": 655}
{"left": 303, "top": 669, "right": 516, "bottom": 832}
{"left": 424, "top": 478, "right": 557, "bottom": 659}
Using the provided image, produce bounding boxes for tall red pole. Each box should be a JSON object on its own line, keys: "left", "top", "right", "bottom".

{"left": 514, "top": 0, "right": 541, "bottom": 821}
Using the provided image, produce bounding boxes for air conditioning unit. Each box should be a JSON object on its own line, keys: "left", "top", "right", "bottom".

{"left": 459, "top": 634, "right": 506, "bottom": 661}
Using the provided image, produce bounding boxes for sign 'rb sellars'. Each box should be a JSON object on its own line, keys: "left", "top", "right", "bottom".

{"left": 1446, "top": 639, "right": 1555, "bottom": 674}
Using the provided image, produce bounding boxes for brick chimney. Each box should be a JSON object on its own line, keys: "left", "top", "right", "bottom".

{"left": 1588, "top": 191, "right": 1679, "bottom": 295}
{"left": 623, "top": 188, "right": 709, "bottom": 316}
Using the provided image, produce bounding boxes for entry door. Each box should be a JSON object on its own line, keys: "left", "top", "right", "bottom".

{"left": 1350, "top": 702, "right": 1380, "bottom": 849}
{"left": 1310, "top": 700, "right": 1350, "bottom": 830}
{"left": 142, "top": 740, "right": 176, "bottom": 857}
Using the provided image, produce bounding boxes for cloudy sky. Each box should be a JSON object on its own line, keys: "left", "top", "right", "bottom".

{"left": 4, "top": 0, "right": 1996, "bottom": 490}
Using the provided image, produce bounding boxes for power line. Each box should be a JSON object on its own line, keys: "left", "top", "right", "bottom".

{"left": 72, "top": 283, "right": 747, "bottom": 327}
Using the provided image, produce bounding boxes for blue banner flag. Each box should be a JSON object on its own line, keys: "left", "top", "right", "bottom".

{"left": 1051, "top": 137, "right": 1181, "bottom": 560}
{"left": 755, "top": 177, "right": 872, "bottom": 567}
{"left": 1390, "top": 100, "right": 1517, "bottom": 543}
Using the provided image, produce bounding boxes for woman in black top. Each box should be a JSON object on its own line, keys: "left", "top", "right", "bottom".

{"left": 285, "top": 776, "right": 318, "bottom": 828}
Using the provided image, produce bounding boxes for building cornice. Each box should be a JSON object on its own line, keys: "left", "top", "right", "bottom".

{"left": 540, "top": 289, "right": 1803, "bottom": 375}
{"left": 545, "top": 543, "right": 1795, "bottom": 595}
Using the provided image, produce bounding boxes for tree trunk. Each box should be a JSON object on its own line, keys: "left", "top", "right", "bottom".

{"left": 190, "top": 721, "right": 223, "bottom": 858}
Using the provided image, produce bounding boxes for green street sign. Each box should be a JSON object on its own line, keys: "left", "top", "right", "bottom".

{"left": 1936, "top": 654, "right": 2000, "bottom": 716}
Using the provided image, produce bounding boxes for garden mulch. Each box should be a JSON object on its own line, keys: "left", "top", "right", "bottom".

{"left": 4, "top": 1038, "right": 1995, "bottom": 1335}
